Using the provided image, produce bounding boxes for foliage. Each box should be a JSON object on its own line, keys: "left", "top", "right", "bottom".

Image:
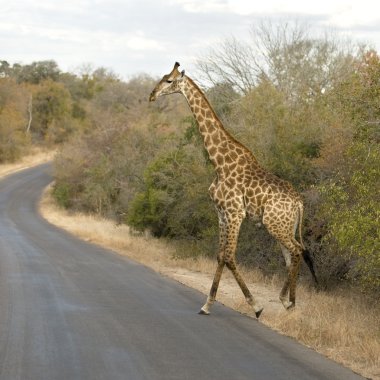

{"left": 128, "top": 132, "right": 216, "bottom": 239}
{"left": 314, "top": 51, "right": 380, "bottom": 290}
{"left": 32, "top": 80, "right": 74, "bottom": 142}
{"left": 0, "top": 77, "right": 31, "bottom": 162}
{"left": 54, "top": 123, "right": 164, "bottom": 217}
{"left": 1, "top": 60, "right": 61, "bottom": 84}
{"left": 15, "top": 60, "right": 61, "bottom": 84}
{"left": 318, "top": 137, "right": 380, "bottom": 290}
{"left": 52, "top": 72, "right": 186, "bottom": 222}
{"left": 0, "top": 60, "right": 124, "bottom": 152}
{"left": 233, "top": 78, "right": 322, "bottom": 187}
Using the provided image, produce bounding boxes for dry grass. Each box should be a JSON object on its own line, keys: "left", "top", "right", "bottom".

{"left": 263, "top": 289, "right": 380, "bottom": 378}
{"left": 39, "top": 185, "right": 380, "bottom": 380}
{"left": 0, "top": 147, "right": 56, "bottom": 179}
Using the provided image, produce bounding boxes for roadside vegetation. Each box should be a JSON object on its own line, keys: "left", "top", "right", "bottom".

{"left": 1, "top": 22, "right": 379, "bottom": 379}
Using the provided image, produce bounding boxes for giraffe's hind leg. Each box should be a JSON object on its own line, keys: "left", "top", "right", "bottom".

{"left": 279, "top": 244, "right": 292, "bottom": 308}
{"left": 263, "top": 207, "right": 302, "bottom": 310}
{"left": 278, "top": 239, "right": 302, "bottom": 309}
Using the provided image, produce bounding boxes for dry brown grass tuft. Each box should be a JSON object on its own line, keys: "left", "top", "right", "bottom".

{"left": 40, "top": 185, "right": 380, "bottom": 380}
{"left": 264, "top": 289, "right": 380, "bottom": 378}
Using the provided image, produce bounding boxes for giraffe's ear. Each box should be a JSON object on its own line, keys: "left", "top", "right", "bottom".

{"left": 181, "top": 70, "right": 185, "bottom": 77}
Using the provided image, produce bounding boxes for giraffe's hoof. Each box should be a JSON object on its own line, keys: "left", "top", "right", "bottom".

{"left": 280, "top": 299, "right": 293, "bottom": 310}
{"left": 255, "top": 307, "right": 264, "bottom": 319}
{"left": 283, "top": 302, "right": 295, "bottom": 310}
{"left": 198, "top": 307, "right": 210, "bottom": 315}
{"left": 286, "top": 302, "right": 295, "bottom": 310}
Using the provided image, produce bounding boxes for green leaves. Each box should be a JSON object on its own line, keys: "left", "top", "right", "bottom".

{"left": 318, "top": 134, "right": 380, "bottom": 289}
{"left": 0, "top": 77, "right": 31, "bottom": 162}
{"left": 128, "top": 143, "right": 216, "bottom": 239}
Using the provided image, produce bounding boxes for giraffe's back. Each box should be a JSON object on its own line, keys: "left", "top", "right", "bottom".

{"left": 209, "top": 159, "right": 301, "bottom": 220}
{"left": 244, "top": 166, "right": 301, "bottom": 214}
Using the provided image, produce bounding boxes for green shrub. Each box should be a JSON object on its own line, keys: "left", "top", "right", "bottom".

{"left": 318, "top": 135, "right": 380, "bottom": 291}
{"left": 52, "top": 182, "right": 72, "bottom": 208}
{"left": 128, "top": 143, "right": 216, "bottom": 239}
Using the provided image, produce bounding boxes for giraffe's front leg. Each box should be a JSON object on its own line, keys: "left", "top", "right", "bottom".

{"left": 199, "top": 209, "right": 226, "bottom": 315}
{"left": 224, "top": 211, "right": 264, "bottom": 318}
{"left": 279, "top": 244, "right": 293, "bottom": 309}
{"left": 279, "top": 245, "right": 301, "bottom": 310}
{"left": 199, "top": 260, "right": 224, "bottom": 315}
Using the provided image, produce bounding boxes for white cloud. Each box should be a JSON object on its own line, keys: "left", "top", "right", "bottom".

{"left": 0, "top": 17, "right": 164, "bottom": 52}
{"left": 171, "top": 0, "right": 228, "bottom": 13}
{"left": 124, "top": 32, "right": 165, "bottom": 51}
{"left": 225, "top": 0, "right": 346, "bottom": 16}
{"left": 174, "top": 0, "right": 380, "bottom": 29}
{"left": 325, "top": 2, "right": 380, "bottom": 29}
{"left": 28, "top": 0, "right": 92, "bottom": 14}
{"left": 174, "top": 0, "right": 340, "bottom": 15}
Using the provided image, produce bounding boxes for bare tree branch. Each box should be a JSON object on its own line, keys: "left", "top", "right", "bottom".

{"left": 196, "top": 20, "right": 360, "bottom": 103}
{"left": 26, "top": 94, "right": 32, "bottom": 133}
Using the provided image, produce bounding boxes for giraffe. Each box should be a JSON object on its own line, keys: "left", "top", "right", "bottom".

{"left": 149, "top": 62, "right": 317, "bottom": 318}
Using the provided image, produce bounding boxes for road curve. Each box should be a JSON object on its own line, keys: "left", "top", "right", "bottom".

{"left": 0, "top": 164, "right": 363, "bottom": 380}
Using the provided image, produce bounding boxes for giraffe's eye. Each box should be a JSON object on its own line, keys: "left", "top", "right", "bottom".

{"left": 166, "top": 80, "right": 173, "bottom": 83}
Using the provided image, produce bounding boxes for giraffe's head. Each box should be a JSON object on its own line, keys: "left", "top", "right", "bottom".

{"left": 149, "top": 62, "right": 185, "bottom": 102}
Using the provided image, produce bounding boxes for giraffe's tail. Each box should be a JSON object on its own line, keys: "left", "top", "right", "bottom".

{"left": 298, "top": 202, "right": 318, "bottom": 285}
{"left": 297, "top": 201, "right": 306, "bottom": 250}
{"left": 302, "top": 249, "right": 318, "bottom": 285}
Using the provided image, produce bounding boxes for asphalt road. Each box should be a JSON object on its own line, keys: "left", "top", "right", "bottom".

{"left": 0, "top": 164, "right": 364, "bottom": 380}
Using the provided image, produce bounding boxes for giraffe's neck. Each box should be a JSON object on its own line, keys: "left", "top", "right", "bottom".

{"left": 180, "top": 77, "right": 257, "bottom": 174}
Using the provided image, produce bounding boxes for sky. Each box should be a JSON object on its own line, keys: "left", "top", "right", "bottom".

{"left": 1, "top": 0, "right": 380, "bottom": 79}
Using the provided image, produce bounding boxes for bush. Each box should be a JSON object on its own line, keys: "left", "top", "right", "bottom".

{"left": 317, "top": 136, "right": 380, "bottom": 291}
{"left": 128, "top": 140, "right": 216, "bottom": 239}
{"left": 0, "top": 77, "right": 31, "bottom": 162}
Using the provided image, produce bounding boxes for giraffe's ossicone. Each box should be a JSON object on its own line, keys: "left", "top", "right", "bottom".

{"left": 150, "top": 62, "right": 318, "bottom": 318}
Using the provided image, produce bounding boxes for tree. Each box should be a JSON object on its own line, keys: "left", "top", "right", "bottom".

{"left": 128, "top": 135, "right": 215, "bottom": 239}
{"left": 196, "top": 22, "right": 359, "bottom": 187}
{"left": 15, "top": 60, "right": 61, "bottom": 84}
{"left": 197, "top": 36, "right": 260, "bottom": 94}
{"left": 32, "top": 79, "right": 73, "bottom": 143}
{"left": 315, "top": 50, "right": 380, "bottom": 290}
{"left": 0, "top": 61, "right": 11, "bottom": 77}
{"left": 0, "top": 77, "right": 31, "bottom": 161}
{"left": 197, "top": 22, "right": 357, "bottom": 101}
